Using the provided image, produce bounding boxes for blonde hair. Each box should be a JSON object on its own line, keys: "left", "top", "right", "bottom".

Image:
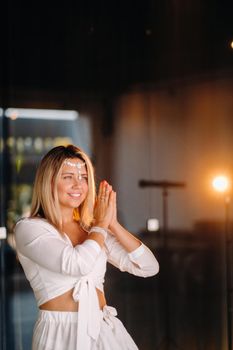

{"left": 30, "top": 145, "right": 96, "bottom": 231}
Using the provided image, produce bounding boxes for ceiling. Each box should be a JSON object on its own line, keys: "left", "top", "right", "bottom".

{"left": 1, "top": 0, "right": 233, "bottom": 94}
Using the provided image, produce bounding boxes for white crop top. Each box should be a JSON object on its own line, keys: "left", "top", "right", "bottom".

{"left": 14, "top": 218, "right": 159, "bottom": 348}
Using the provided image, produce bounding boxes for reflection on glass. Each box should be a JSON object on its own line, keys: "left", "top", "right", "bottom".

{"left": 24, "top": 137, "right": 33, "bottom": 151}
{"left": 7, "top": 184, "right": 32, "bottom": 230}
{"left": 7, "top": 137, "right": 15, "bottom": 149}
{"left": 43, "top": 137, "right": 53, "bottom": 151}
{"left": 0, "top": 137, "right": 3, "bottom": 153}
{"left": 16, "top": 137, "right": 24, "bottom": 153}
{"left": 34, "top": 137, "right": 43, "bottom": 153}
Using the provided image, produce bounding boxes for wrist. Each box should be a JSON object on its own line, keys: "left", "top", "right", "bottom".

{"left": 109, "top": 219, "right": 120, "bottom": 232}
{"left": 89, "top": 226, "right": 108, "bottom": 239}
{"left": 94, "top": 221, "right": 109, "bottom": 229}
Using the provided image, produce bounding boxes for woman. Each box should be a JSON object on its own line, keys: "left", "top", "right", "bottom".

{"left": 14, "top": 144, "right": 159, "bottom": 350}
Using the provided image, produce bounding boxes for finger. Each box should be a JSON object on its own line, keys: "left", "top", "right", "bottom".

{"left": 108, "top": 190, "right": 115, "bottom": 206}
{"left": 98, "top": 180, "right": 106, "bottom": 200}
{"left": 112, "top": 190, "right": 116, "bottom": 206}
{"left": 100, "top": 182, "right": 111, "bottom": 202}
{"left": 105, "top": 184, "right": 112, "bottom": 198}
{"left": 102, "top": 183, "right": 109, "bottom": 203}
{"left": 105, "top": 186, "right": 113, "bottom": 208}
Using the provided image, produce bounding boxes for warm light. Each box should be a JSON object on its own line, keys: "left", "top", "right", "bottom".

{"left": 212, "top": 175, "right": 230, "bottom": 193}
{"left": 147, "top": 218, "right": 159, "bottom": 231}
{"left": 231, "top": 41, "right": 233, "bottom": 49}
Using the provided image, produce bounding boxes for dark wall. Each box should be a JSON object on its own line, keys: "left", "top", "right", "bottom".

{"left": 1, "top": 0, "right": 233, "bottom": 97}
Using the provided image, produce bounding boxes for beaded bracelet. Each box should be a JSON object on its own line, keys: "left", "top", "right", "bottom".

{"left": 89, "top": 226, "right": 108, "bottom": 239}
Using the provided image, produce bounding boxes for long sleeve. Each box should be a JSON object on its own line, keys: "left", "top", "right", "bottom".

{"left": 105, "top": 233, "right": 159, "bottom": 277}
{"left": 14, "top": 219, "right": 102, "bottom": 277}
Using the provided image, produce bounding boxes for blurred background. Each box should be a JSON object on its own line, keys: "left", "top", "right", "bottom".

{"left": 0, "top": 0, "right": 233, "bottom": 349}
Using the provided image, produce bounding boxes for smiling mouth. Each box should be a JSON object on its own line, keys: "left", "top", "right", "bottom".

{"left": 68, "top": 193, "right": 81, "bottom": 198}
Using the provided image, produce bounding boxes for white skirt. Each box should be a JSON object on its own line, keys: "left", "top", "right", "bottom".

{"left": 32, "top": 307, "right": 139, "bottom": 350}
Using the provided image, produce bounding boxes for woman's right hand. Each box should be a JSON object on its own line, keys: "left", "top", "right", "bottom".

{"left": 93, "top": 181, "right": 115, "bottom": 229}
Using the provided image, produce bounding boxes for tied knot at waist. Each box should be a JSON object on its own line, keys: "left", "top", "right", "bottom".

{"left": 72, "top": 277, "right": 100, "bottom": 340}
{"left": 72, "top": 277, "right": 117, "bottom": 349}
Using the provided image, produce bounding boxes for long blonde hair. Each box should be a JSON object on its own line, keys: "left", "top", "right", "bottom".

{"left": 30, "top": 145, "right": 96, "bottom": 231}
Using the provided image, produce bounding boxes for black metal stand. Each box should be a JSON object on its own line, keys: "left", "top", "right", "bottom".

{"left": 139, "top": 180, "right": 186, "bottom": 350}
{"left": 224, "top": 195, "right": 233, "bottom": 350}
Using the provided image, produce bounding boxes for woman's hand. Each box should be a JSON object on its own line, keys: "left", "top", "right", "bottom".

{"left": 109, "top": 188, "right": 118, "bottom": 230}
{"left": 93, "top": 181, "right": 115, "bottom": 229}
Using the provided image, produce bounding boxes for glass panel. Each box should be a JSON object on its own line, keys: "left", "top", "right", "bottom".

{"left": 0, "top": 109, "right": 6, "bottom": 350}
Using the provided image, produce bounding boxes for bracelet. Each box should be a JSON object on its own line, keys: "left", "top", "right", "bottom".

{"left": 89, "top": 226, "right": 108, "bottom": 239}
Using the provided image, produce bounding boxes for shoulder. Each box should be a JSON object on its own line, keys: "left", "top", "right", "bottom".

{"left": 14, "top": 217, "right": 59, "bottom": 238}
{"left": 15, "top": 217, "right": 52, "bottom": 229}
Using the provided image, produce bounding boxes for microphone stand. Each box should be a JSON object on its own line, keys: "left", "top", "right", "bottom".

{"left": 139, "top": 180, "right": 186, "bottom": 350}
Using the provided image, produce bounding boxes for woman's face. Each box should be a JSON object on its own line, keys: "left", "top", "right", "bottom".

{"left": 56, "top": 158, "right": 88, "bottom": 212}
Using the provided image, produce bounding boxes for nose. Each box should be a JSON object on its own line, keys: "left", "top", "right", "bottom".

{"left": 73, "top": 177, "right": 82, "bottom": 187}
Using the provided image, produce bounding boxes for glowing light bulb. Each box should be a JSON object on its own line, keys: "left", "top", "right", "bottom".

{"left": 212, "top": 175, "right": 230, "bottom": 193}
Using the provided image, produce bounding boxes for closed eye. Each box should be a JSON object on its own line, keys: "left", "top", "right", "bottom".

{"left": 80, "top": 175, "right": 88, "bottom": 181}
{"left": 63, "top": 175, "right": 73, "bottom": 180}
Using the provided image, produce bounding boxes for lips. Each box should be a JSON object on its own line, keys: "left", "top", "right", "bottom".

{"left": 68, "top": 193, "right": 81, "bottom": 198}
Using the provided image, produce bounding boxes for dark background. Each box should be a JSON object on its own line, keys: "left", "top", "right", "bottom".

{"left": 1, "top": 1, "right": 233, "bottom": 350}
{"left": 1, "top": 0, "right": 233, "bottom": 95}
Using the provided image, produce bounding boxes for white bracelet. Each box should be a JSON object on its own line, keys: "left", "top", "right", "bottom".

{"left": 89, "top": 226, "right": 108, "bottom": 239}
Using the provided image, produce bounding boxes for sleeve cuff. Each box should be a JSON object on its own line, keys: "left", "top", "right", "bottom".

{"left": 128, "top": 243, "right": 144, "bottom": 260}
{"left": 82, "top": 239, "right": 101, "bottom": 254}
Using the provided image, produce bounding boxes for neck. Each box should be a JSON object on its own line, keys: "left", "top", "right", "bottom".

{"left": 60, "top": 208, "right": 75, "bottom": 224}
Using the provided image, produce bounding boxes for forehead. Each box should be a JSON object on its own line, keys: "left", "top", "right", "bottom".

{"left": 61, "top": 158, "right": 87, "bottom": 172}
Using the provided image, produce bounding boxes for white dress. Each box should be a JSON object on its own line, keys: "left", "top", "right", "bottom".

{"left": 14, "top": 218, "right": 159, "bottom": 350}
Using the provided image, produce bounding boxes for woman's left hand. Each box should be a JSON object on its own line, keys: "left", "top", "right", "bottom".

{"left": 94, "top": 181, "right": 115, "bottom": 228}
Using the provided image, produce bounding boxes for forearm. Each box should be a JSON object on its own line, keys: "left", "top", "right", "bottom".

{"left": 88, "top": 232, "right": 105, "bottom": 248}
{"left": 109, "top": 221, "right": 141, "bottom": 253}
{"left": 87, "top": 221, "right": 110, "bottom": 248}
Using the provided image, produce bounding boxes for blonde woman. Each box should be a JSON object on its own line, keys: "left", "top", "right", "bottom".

{"left": 14, "top": 144, "right": 159, "bottom": 350}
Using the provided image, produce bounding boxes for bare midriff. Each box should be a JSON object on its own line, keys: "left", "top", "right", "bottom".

{"left": 39, "top": 288, "right": 106, "bottom": 312}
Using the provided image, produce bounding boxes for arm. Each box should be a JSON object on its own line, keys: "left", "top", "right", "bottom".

{"left": 15, "top": 219, "right": 103, "bottom": 277}
{"left": 105, "top": 186, "right": 159, "bottom": 277}
{"left": 105, "top": 229, "right": 159, "bottom": 277}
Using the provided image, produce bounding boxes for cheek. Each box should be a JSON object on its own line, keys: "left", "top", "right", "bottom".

{"left": 57, "top": 183, "right": 63, "bottom": 194}
{"left": 57, "top": 181, "right": 68, "bottom": 196}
